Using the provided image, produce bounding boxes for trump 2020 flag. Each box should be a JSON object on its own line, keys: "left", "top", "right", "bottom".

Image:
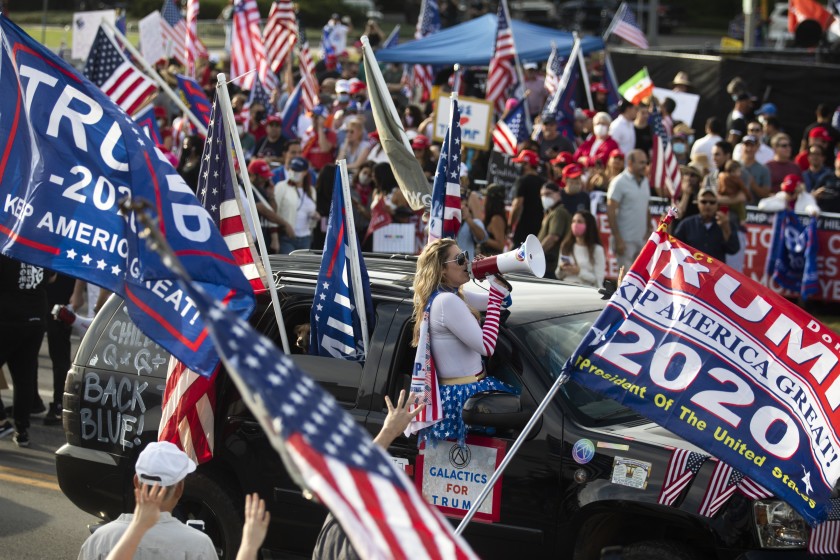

{"left": 766, "top": 209, "right": 819, "bottom": 301}
{"left": 175, "top": 73, "right": 212, "bottom": 129}
{"left": 133, "top": 104, "right": 164, "bottom": 145}
{"left": 161, "top": 277, "right": 477, "bottom": 560}
{"left": 0, "top": 16, "right": 254, "bottom": 377}
{"left": 541, "top": 38, "right": 580, "bottom": 140}
{"left": 310, "top": 171, "right": 373, "bottom": 360}
{"left": 427, "top": 98, "right": 462, "bottom": 243}
{"left": 561, "top": 217, "right": 840, "bottom": 526}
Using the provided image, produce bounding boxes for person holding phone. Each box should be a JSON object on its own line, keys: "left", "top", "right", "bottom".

{"left": 673, "top": 188, "right": 740, "bottom": 263}
{"left": 408, "top": 239, "right": 516, "bottom": 447}
{"left": 555, "top": 211, "right": 606, "bottom": 288}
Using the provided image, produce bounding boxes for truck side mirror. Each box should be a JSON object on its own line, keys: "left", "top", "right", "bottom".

{"left": 462, "top": 392, "right": 530, "bottom": 431}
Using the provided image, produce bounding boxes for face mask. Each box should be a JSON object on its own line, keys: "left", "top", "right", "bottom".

{"left": 338, "top": 93, "right": 350, "bottom": 103}
{"left": 594, "top": 124, "right": 608, "bottom": 138}
{"left": 541, "top": 196, "right": 555, "bottom": 210}
{"left": 572, "top": 222, "right": 586, "bottom": 237}
{"left": 673, "top": 142, "right": 686, "bottom": 154}
{"left": 288, "top": 171, "right": 305, "bottom": 183}
{"left": 405, "top": 115, "right": 414, "bottom": 126}
{"left": 358, "top": 172, "right": 371, "bottom": 185}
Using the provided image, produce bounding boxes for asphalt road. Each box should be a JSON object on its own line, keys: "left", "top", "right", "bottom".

{"left": 0, "top": 335, "right": 101, "bottom": 560}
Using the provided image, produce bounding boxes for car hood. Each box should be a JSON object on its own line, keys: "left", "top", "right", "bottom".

{"left": 588, "top": 420, "right": 705, "bottom": 454}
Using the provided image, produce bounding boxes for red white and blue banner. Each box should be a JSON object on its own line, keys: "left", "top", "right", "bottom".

{"left": 766, "top": 208, "right": 819, "bottom": 301}
{"left": 0, "top": 17, "right": 254, "bottom": 377}
{"left": 564, "top": 219, "right": 840, "bottom": 525}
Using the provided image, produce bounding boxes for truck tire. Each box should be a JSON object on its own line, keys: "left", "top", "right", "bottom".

{"left": 178, "top": 472, "right": 242, "bottom": 559}
{"left": 620, "top": 540, "right": 704, "bottom": 560}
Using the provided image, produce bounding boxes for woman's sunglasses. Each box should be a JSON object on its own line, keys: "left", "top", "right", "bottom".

{"left": 444, "top": 251, "right": 469, "bottom": 266}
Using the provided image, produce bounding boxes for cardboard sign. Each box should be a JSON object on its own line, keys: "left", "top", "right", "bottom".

{"left": 485, "top": 151, "right": 520, "bottom": 202}
{"left": 372, "top": 223, "right": 416, "bottom": 254}
{"left": 652, "top": 87, "right": 700, "bottom": 129}
{"left": 416, "top": 435, "right": 506, "bottom": 522}
{"left": 72, "top": 10, "right": 116, "bottom": 60}
{"left": 433, "top": 94, "right": 493, "bottom": 151}
{"left": 138, "top": 11, "right": 166, "bottom": 66}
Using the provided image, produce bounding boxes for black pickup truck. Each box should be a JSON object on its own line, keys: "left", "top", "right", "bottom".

{"left": 57, "top": 252, "right": 816, "bottom": 559}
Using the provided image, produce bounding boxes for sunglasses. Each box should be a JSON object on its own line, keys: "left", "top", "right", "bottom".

{"left": 445, "top": 251, "right": 469, "bottom": 266}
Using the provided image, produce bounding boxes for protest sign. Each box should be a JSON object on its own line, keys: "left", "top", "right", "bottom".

{"left": 433, "top": 93, "right": 493, "bottom": 150}
{"left": 485, "top": 151, "right": 519, "bottom": 200}
{"left": 72, "top": 10, "right": 115, "bottom": 60}
{"left": 138, "top": 11, "right": 166, "bottom": 66}
{"left": 652, "top": 87, "right": 700, "bottom": 128}
{"left": 565, "top": 220, "right": 840, "bottom": 525}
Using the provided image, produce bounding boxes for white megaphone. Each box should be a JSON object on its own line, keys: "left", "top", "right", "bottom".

{"left": 469, "top": 234, "right": 546, "bottom": 280}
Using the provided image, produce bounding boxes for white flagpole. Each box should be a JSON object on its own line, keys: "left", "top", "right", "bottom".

{"left": 573, "top": 34, "right": 594, "bottom": 110}
{"left": 602, "top": 2, "right": 624, "bottom": 42}
{"left": 102, "top": 19, "right": 208, "bottom": 137}
{"left": 216, "top": 73, "right": 291, "bottom": 355}
{"left": 337, "top": 159, "right": 370, "bottom": 357}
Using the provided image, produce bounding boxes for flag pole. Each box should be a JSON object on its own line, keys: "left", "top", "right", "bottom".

{"left": 102, "top": 19, "right": 208, "bottom": 137}
{"left": 602, "top": 2, "right": 623, "bottom": 42}
{"left": 337, "top": 159, "right": 370, "bottom": 357}
{"left": 573, "top": 34, "right": 594, "bottom": 110}
{"left": 455, "top": 371, "right": 572, "bottom": 535}
{"left": 216, "top": 73, "right": 292, "bottom": 355}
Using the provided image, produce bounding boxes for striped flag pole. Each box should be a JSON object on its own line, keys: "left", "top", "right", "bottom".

{"left": 215, "top": 72, "right": 292, "bottom": 354}
{"left": 104, "top": 19, "right": 208, "bottom": 135}
{"left": 337, "top": 159, "right": 370, "bottom": 357}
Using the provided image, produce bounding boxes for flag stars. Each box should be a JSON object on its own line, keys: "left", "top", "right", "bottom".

{"left": 281, "top": 403, "right": 296, "bottom": 416}
{"left": 81, "top": 254, "right": 92, "bottom": 265}
{"left": 319, "top": 293, "right": 326, "bottom": 300}
{"left": 245, "top": 355, "right": 260, "bottom": 368}
{"left": 322, "top": 281, "right": 329, "bottom": 289}
{"left": 267, "top": 373, "right": 282, "bottom": 385}
{"left": 111, "top": 264, "right": 121, "bottom": 275}
{"left": 316, "top": 303, "right": 323, "bottom": 311}
{"left": 66, "top": 249, "right": 77, "bottom": 260}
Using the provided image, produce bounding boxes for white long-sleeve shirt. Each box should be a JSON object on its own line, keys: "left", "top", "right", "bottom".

{"left": 557, "top": 244, "right": 606, "bottom": 288}
{"left": 430, "top": 289, "right": 502, "bottom": 378}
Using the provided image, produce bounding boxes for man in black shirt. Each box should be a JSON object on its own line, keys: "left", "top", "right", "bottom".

{"left": 814, "top": 153, "right": 840, "bottom": 214}
{"left": 0, "top": 255, "right": 50, "bottom": 446}
{"left": 254, "top": 115, "right": 286, "bottom": 165}
{"left": 673, "top": 188, "right": 740, "bottom": 262}
{"left": 559, "top": 164, "right": 591, "bottom": 216}
{"left": 509, "top": 150, "right": 546, "bottom": 246}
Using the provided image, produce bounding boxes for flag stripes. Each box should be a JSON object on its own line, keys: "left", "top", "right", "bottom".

{"left": 158, "top": 358, "right": 217, "bottom": 464}
{"left": 650, "top": 104, "right": 681, "bottom": 200}
{"left": 264, "top": 0, "right": 297, "bottom": 74}
{"left": 486, "top": 0, "right": 517, "bottom": 113}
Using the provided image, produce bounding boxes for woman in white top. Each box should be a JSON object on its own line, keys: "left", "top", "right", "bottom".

{"left": 556, "top": 211, "right": 606, "bottom": 288}
{"left": 275, "top": 157, "right": 319, "bottom": 254}
{"left": 335, "top": 118, "right": 371, "bottom": 175}
{"left": 411, "top": 239, "right": 516, "bottom": 446}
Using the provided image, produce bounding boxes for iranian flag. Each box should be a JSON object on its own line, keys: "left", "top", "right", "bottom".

{"left": 618, "top": 67, "right": 654, "bottom": 105}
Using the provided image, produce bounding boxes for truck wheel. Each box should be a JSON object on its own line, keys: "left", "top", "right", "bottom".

{"left": 620, "top": 540, "right": 704, "bottom": 560}
{"left": 177, "top": 472, "right": 242, "bottom": 559}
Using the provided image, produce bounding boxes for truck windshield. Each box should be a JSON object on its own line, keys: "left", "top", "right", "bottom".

{"left": 512, "top": 312, "right": 640, "bottom": 425}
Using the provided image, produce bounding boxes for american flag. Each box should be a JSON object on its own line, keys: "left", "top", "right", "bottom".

{"left": 309, "top": 171, "right": 373, "bottom": 360}
{"left": 161, "top": 0, "right": 188, "bottom": 66}
{"left": 246, "top": 75, "right": 273, "bottom": 112}
{"left": 492, "top": 96, "right": 529, "bottom": 155}
{"left": 810, "top": 499, "right": 840, "bottom": 554}
{"left": 164, "top": 278, "right": 478, "bottom": 560}
{"left": 428, "top": 98, "right": 463, "bottom": 243}
{"left": 196, "top": 98, "right": 266, "bottom": 294}
{"left": 184, "top": 0, "right": 209, "bottom": 75}
{"left": 83, "top": 27, "right": 158, "bottom": 116}
{"left": 297, "top": 24, "right": 320, "bottom": 112}
{"left": 696, "top": 462, "right": 769, "bottom": 518}
{"left": 231, "top": 0, "right": 279, "bottom": 91}
{"left": 486, "top": 0, "right": 518, "bottom": 114}
{"left": 607, "top": 2, "right": 649, "bottom": 49}
{"left": 264, "top": 0, "right": 297, "bottom": 74}
{"left": 412, "top": 0, "right": 440, "bottom": 101}
{"left": 544, "top": 43, "right": 563, "bottom": 97}
{"left": 658, "top": 449, "right": 708, "bottom": 506}
{"left": 539, "top": 38, "right": 580, "bottom": 141}
{"left": 159, "top": 359, "right": 218, "bottom": 464}
{"left": 649, "top": 103, "right": 682, "bottom": 200}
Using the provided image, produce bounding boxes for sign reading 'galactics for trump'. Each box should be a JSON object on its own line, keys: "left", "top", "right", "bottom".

{"left": 566, "top": 223, "right": 840, "bottom": 526}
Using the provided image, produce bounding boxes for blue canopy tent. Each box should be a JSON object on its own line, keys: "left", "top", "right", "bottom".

{"left": 374, "top": 14, "right": 604, "bottom": 65}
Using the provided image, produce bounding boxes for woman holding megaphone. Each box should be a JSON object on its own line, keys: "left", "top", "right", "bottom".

{"left": 408, "top": 237, "right": 544, "bottom": 447}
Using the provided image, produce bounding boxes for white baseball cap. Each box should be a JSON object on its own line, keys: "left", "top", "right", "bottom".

{"left": 135, "top": 441, "right": 196, "bottom": 487}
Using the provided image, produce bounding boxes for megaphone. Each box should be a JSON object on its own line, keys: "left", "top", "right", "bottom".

{"left": 469, "top": 234, "right": 546, "bottom": 280}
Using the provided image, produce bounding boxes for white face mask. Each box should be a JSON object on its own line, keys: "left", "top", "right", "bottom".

{"left": 594, "top": 124, "right": 609, "bottom": 138}
{"left": 358, "top": 172, "right": 372, "bottom": 185}
{"left": 541, "top": 196, "right": 555, "bottom": 210}
{"left": 288, "top": 170, "right": 305, "bottom": 183}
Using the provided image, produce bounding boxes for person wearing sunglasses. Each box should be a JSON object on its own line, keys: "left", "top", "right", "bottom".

{"left": 672, "top": 187, "right": 739, "bottom": 263}
{"left": 406, "top": 239, "right": 516, "bottom": 448}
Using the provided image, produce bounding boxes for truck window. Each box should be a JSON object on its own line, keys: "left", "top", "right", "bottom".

{"left": 85, "top": 303, "right": 169, "bottom": 379}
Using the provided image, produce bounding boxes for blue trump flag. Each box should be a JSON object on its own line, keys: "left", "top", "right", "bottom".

{"left": 560, "top": 221, "right": 840, "bottom": 526}
{"left": 0, "top": 16, "right": 254, "bottom": 376}
{"left": 175, "top": 73, "right": 212, "bottom": 129}
{"left": 541, "top": 38, "right": 580, "bottom": 140}
{"left": 309, "top": 171, "right": 373, "bottom": 360}
{"left": 766, "top": 209, "right": 819, "bottom": 301}
{"left": 280, "top": 80, "right": 303, "bottom": 140}
{"left": 133, "top": 104, "right": 163, "bottom": 145}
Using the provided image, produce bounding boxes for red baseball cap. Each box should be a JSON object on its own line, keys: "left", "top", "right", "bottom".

{"left": 550, "top": 151, "right": 574, "bottom": 166}
{"left": 512, "top": 149, "right": 539, "bottom": 167}
{"left": 781, "top": 174, "right": 801, "bottom": 193}
{"left": 582, "top": 109, "right": 597, "bottom": 119}
{"left": 265, "top": 114, "right": 282, "bottom": 125}
{"left": 411, "top": 134, "right": 430, "bottom": 150}
{"left": 562, "top": 164, "right": 583, "bottom": 179}
{"left": 349, "top": 78, "right": 366, "bottom": 95}
{"left": 590, "top": 82, "right": 608, "bottom": 94}
{"left": 247, "top": 159, "right": 272, "bottom": 179}
{"left": 609, "top": 148, "right": 624, "bottom": 159}
{"left": 809, "top": 127, "right": 831, "bottom": 142}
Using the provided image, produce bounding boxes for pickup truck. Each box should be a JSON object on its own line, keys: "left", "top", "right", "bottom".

{"left": 57, "top": 252, "right": 817, "bottom": 559}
